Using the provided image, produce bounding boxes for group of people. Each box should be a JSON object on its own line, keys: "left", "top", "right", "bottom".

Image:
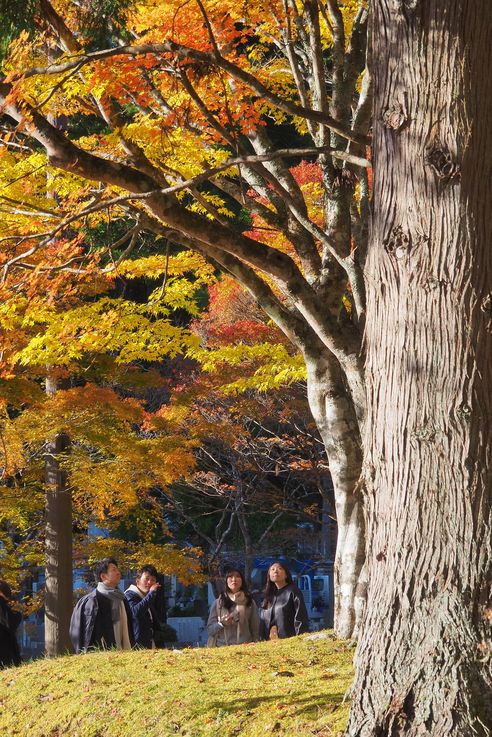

{"left": 70, "top": 556, "right": 309, "bottom": 652}
{"left": 70, "top": 558, "right": 161, "bottom": 652}
{"left": 207, "top": 561, "right": 309, "bottom": 646}
{"left": 0, "top": 557, "right": 309, "bottom": 666}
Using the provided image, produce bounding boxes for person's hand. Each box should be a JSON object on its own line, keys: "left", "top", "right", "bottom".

{"left": 150, "top": 582, "right": 161, "bottom": 593}
{"left": 220, "top": 613, "right": 234, "bottom": 625}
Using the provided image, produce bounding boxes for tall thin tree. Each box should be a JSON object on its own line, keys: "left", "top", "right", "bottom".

{"left": 44, "top": 376, "right": 72, "bottom": 657}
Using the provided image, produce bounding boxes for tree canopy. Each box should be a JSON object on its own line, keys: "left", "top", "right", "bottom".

{"left": 0, "top": 0, "right": 371, "bottom": 637}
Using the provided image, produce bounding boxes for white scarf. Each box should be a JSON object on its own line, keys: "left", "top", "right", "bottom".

{"left": 127, "top": 583, "right": 144, "bottom": 599}
{"left": 228, "top": 590, "right": 248, "bottom": 628}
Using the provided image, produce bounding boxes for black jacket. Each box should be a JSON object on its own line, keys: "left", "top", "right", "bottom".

{"left": 69, "top": 589, "right": 134, "bottom": 653}
{"left": 124, "top": 586, "right": 159, "bottom": 648}
{"left": 0, "top": 597, "right": 22, "bottom": 668}
{"left": 259, "top": 583, "right": 309, "bottom": 639}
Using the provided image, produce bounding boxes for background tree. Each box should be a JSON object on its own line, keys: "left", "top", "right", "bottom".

{"left": 44, "top": 379, "right": 72, "bottom": 656}
{"left": 171, "top": 274, "right": 336, "bottom": 582}
{"left": 0, "top": 250, "right": 208, "bottom": 652}
{"left": 163, "top": 381, "right": 334, "bottom": 585}
{"left": 0, "top": 0, "right": 371, "bottom": 637}
{"left": 347, "top": 0, "right": 492, "bottom": 734}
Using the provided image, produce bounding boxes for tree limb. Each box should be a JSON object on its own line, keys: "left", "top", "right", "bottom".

{"left": 11, "top": 41, "right": 369, "bottom": 144}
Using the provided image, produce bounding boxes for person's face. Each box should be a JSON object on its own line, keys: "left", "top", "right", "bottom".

{"left": 226, "top": 571, "right": 243, "bottom": 594}
{"left": 269, "top": 564, "right": 287, "bottom": 587}
{"left": 137, "top": 571, "right": 157, "bottom": 593}
{"left": 101, "top": 563, "right": 121, "bottom": 588}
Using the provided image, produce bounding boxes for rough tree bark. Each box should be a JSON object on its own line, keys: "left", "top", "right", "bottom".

{"left": 347, "top": 1, "right": 492, "bottom": 734}
{"left": 44, "top": 376, "right": 73, "bottom": 657}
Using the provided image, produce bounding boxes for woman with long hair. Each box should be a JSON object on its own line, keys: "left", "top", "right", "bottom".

{"left": 207, "top": 565, "right": 259, "bottom": 646}
{"left": 260, "top": 561, "right": 309, "bottom": 640}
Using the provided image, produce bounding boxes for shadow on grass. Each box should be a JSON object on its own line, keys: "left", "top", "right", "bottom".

{"left": 204, "top": 690, "right": 347, "bottom": 718}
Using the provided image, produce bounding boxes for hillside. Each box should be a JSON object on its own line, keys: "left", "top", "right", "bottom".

{"left": 0, "top": 632, "right": 354, "bottom": 737}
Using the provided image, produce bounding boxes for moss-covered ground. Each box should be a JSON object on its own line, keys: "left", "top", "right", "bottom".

{"left": 0, "top": 632, "right": 354, "bottom": 737}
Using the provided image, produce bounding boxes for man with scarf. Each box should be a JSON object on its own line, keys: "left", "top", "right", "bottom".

{"left": 70, "top": 557, "right": 134, "bottom": 653}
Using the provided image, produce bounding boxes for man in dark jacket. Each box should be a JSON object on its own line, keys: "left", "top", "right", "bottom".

{"left": 124, "top": 564, "right": 161, "bottom": 648}
{"left": 0, "top": 580, "right": 22, "bottom": 668}
{"left": 69, "top": 557, "right": 134, "bottom": 653}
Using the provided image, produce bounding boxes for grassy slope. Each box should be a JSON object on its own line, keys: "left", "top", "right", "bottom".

{"left": 0, "top": 632, "right": 354, "bottom": 737}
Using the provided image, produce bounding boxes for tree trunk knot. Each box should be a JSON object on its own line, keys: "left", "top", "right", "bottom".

{"left": 383, "top": 225, "right": 411, "bottom": 259}
{"left": 392, "top": 0, "right": 420, "bottom": 19}
{"left": 410, "top": 423, "right": 436, "bottom": 442}
{"left": 331, "top": 168, "right": 357, "bottom": 193}
{"left": 422, "top": 275, "right": 447, "bottom": 292}
{"left": 480, "top": 294, "right": 492, "bottom": 314}
{"left": 456, "top": 403, "right": 472, "bottom": 419}
{"left": 424, "top": 139, "right": 461, "bottom": 181}
{"left": 382, "top": 102, "right": 408, "bottom": 131}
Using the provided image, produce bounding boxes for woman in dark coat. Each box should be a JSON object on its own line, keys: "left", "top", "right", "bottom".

{"left": 259, "top": 561, "right": 309, "bottom": 640}
{"left": 0, "top": 580, "right": 22, "bottom": 668}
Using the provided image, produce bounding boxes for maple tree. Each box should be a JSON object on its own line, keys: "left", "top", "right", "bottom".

{"left": 0, "top": 239, "right": 209, "bottom": 652}
{"left": 1, "top": 2, "right": 490, "bottom": 735}
{"left": 180, "top": 276, "right": 335, "bottom": 575}
{"left": 190, "top": 274, "right": 307, "bottom": 392}
{"left": 0, "top": 0, "right": 370, "bottom": 639}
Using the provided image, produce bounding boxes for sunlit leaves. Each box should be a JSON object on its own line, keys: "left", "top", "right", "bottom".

{"left": 0, "top": 0, "right": 367, "bottom": 594}
{"left": 15, "top": 297, "right": 201, "bottom": 367}
{"left": 189, "top": 342, "right": 306, "bottom": 393}
{"left": 74, "top": 536, "right": 205, "bottom": 585}
{"left": 2, "top": 381, "right": 199, "bottom": 541}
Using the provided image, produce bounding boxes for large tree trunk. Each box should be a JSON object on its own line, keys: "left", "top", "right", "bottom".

{"left": 348, "top": 1, "right": 492, "bottom": 734}
{"left": 44, "top": 376, "right": 73, "bottom": 656}
{"left": 305, "top": 350, "right": 365, "bottom": 639}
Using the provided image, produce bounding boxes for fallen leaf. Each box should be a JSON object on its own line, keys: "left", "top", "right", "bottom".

{"left": 271, "top": 670, "right": 295, "bottom": 677}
